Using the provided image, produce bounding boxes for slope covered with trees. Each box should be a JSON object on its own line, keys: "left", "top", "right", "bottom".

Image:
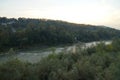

{"left": 0, "top": 17, "right": 120, "bottom": 52}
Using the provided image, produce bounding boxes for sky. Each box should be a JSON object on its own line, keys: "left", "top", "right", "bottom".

{"left": 0, "top": 0, "right": 120, "bottom": 29}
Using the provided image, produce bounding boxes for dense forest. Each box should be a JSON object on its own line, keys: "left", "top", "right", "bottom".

{"left": 0, "top": 39, "right": 120, "bottom": 80}
{"left": 0, "top": 17, "right": 120, "bottom": 52}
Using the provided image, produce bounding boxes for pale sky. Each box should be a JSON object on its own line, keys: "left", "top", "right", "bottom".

{"left": 0, "top": 0, "right": 120, "bottom": 29}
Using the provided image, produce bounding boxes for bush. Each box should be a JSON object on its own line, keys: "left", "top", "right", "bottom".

{"left": 0, "top": 39, "right": 120, "bottom": 80}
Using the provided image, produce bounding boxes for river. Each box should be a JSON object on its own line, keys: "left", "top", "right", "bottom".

{"left": 0, "top": 41, "right": 111, "bottom": 63}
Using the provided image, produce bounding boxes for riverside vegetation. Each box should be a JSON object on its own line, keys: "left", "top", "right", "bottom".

{"left": 0, "top": 17, "right": 120, "bottom": 53}
{"left": 0, "top": 39, "right": 120, "bottom": 80}
{"left": 0, "top": 17, "right": 120, "bottom": 80}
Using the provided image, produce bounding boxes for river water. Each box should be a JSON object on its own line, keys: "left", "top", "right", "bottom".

{"left": 0, "top": 41, "right": 111, "bottom": 63}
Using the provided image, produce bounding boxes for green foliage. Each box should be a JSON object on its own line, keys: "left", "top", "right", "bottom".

{"left": 1, "top": 17, "right": 120, "bottom": 80}
{"left": 1, "top": 39, "right": 120, "bottom": 80}
{"left": 0, "top": 52, "right": 112, "bottom": 79}
{"left": 0, "top": 59, "right": 38, "bottom": 80}
{"left": 0, "top": 40, "right": 120, "bottom": 80}
{"left": 0, "top": 17, "right": 120, "bottom": 52}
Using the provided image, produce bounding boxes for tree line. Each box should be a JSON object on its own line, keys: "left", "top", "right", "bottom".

{"left": 0, "top": 17, "right": 120, "bottom": 52}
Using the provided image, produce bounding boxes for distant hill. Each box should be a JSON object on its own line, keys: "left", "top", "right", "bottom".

{"left": 0, "top": 17, "right": 120, "bottom": 52}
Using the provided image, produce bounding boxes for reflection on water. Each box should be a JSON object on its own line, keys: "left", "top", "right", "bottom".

{"left": 0, "top": 41, "right": 111, "bottom": 63}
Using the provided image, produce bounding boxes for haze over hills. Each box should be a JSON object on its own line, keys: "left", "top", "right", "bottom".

{"left": 1, "top": 0, "right": 120, "bottom": 29}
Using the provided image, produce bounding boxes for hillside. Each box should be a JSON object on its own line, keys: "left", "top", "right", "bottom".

{"left": 0, "top": 17, "right": 120, "bottom": 52}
